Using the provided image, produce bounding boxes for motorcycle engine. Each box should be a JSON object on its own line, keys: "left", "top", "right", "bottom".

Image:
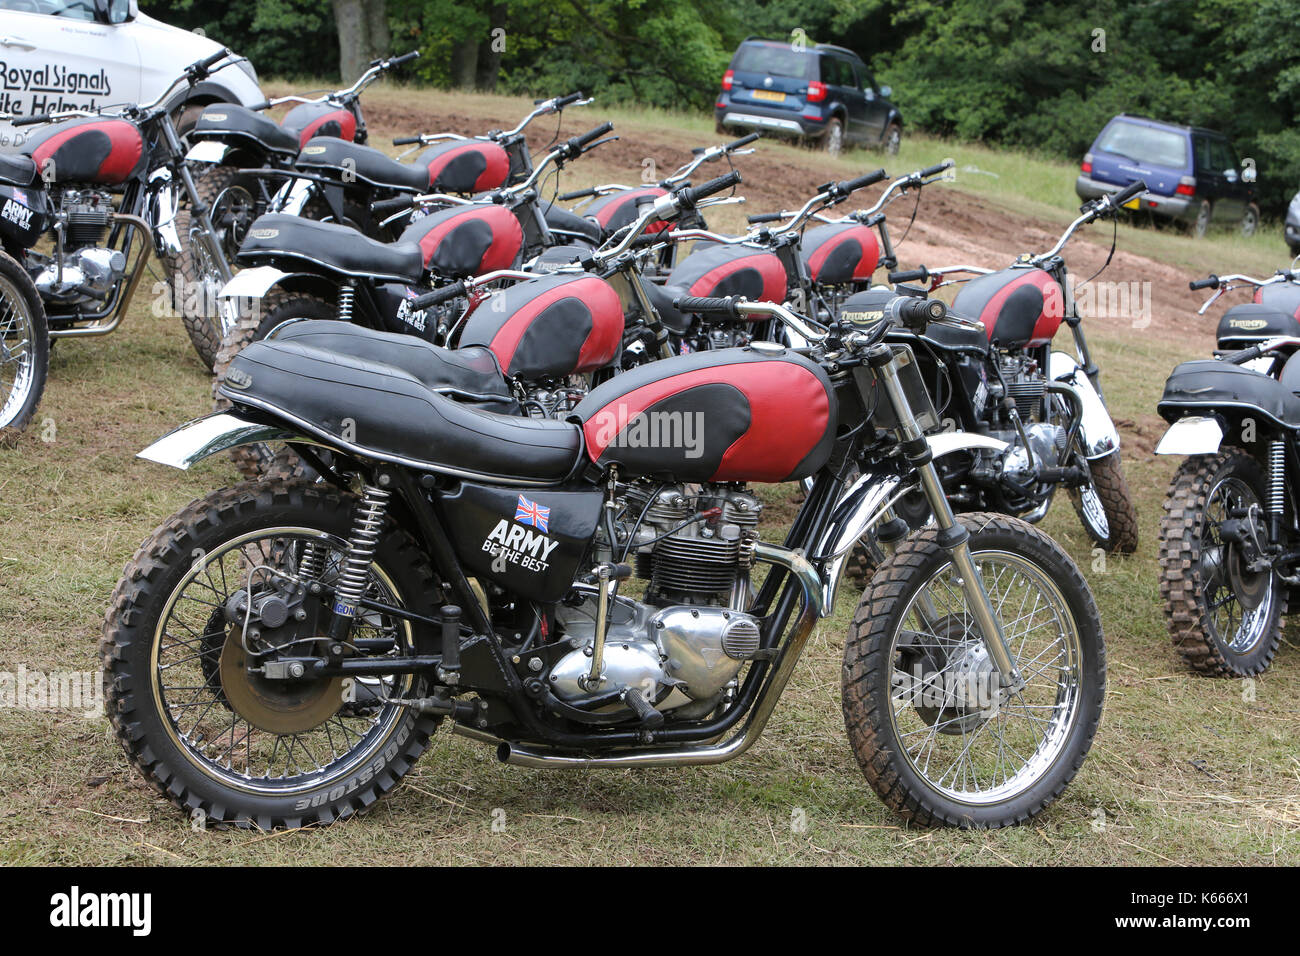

{"left": 35, "top": 190, "right": 126, "bottom": 304}
{"left": 547, "top": 483, "right": 765, "bottom": 718}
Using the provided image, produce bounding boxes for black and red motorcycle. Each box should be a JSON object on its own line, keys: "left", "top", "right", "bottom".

{"left": 105, "top": 290, "right": 1105, "bottom": 830}
{"left": 0, "top": 50, "right": 247, "bottom": 432}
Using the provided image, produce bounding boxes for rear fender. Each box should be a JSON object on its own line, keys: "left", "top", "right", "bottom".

{"left": 138, "top": 411, "right": 314, "bottom": 471}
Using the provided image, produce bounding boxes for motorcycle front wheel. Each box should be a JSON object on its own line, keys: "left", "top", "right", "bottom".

{"left": 101, "top": 480, "right": 442, "bottom": 829}
{"left": 1069, "top": 450, "right": 1139, "bottom": 552}
{"left": 841, "top": 512, "right": 1105, "bottom": 828}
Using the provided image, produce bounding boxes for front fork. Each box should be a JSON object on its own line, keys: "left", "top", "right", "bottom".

{"left": 866, "top": 344, "right": 1026, "bottom": 693}
{"left": 160, "top": 114, "right": 233, "bottom": 287}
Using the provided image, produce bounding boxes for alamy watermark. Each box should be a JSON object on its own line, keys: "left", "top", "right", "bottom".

{"left": 0, "top": 665, "right": 103, "bottom": 718}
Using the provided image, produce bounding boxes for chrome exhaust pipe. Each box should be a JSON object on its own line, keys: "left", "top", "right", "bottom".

{"left": 494, "top": 541, "right": 823, "bottom": 770}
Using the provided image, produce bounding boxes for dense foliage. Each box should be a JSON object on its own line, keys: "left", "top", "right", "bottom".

{"left": 142, "top": 0, "right": 1300, "bottom": 212}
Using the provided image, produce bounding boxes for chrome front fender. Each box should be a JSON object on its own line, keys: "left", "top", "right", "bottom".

{"left": 147, "top": 167, "right": 182, "bottom": 260}
{"left": 816, "top": 431, "right": 1010, "bottom": 611}
{"left": 1049, "top": 350, "right": 1120, "bottom": 459}
{"left": 138, "top": 412, "right": 304, "bottom": 471}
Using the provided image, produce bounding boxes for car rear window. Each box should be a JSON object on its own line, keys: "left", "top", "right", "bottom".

{"left": 732, "top": 44, "right": 816, "bottom": 81}
{"left": 1096, "top": 120, "right": 1188, "bottom": 168}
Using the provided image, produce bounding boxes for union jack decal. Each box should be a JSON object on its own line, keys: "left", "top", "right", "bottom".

{"left": 514, "top": 494, "right": 550, "bottom": 533}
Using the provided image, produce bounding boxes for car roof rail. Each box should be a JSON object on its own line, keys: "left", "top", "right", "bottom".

{"left": 1118, "top": 111, "right": 1223, "bottom": 137}
{"left": 814, "top": 43, "right": 858, "bottom": 57}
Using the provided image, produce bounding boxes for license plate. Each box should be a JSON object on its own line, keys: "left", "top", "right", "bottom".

{"left": 752, "top": 90, "right": 786, "bottom": 103}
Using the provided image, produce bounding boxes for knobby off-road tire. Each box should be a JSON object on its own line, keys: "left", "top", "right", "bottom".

{"left": 100, "top": 480, "right": 442, "bottom": 829}
{"left": 1070, "top": 450, "right": 1140, "bottom": 553}
{"left": 163, "top": 165, "right": 258, "bottom": 370}
{"left": 842, "top": 512, "right": 1106, "bottom": 828}
{"left": 0, "top": 250, "right": 49, "bottom": 433}
{"left": 1159, "top": 449, "right": 1284, "bottom": 676}
{"left": 212, "top": 291, "right": 335, "bottom": 479}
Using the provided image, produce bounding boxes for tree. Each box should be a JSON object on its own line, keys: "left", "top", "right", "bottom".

{"left": 332, "top": 0, "right": 392, "bottom": 81}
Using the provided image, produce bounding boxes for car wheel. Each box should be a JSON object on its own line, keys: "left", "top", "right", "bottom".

{"left": 882, "top": 122, "right": 901, "bottom": 155}
{"left": 1192, "top": 199, "right": 1212, "bottom": 238}
{"left": 1241, "top": 203, "right": 1260, "bottom": 237}
{"left": 821, "top": 117, "right": 844, "bottom": 156}
{"left": 715, "top": 120, "right": 728, "bottom": 136}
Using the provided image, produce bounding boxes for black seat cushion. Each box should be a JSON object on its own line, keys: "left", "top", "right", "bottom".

{"left": 296, "top": 136, "right": 430, "bottom": 191}
{"left": 193, "top": 104, "right": 301, "bottom": 154}
{"left": 222, "top": 339, "right": 584, "bottom": 482}
{"left": 0, "top": 153, "right": 37, "bottom": 186}
{"left": 541, "top": 203, "right": 601, "bottom": 245}
{"left": 238, "top": 213, "right": 425, "bottom": 282}
{"left": 267, "top": 320, "right": 517, "bottom": 411}
{"left": 1159, "top": 359, "right": 1300, "bottom": 428}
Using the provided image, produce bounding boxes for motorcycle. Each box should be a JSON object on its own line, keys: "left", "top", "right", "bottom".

{"left": 103, "top": 290, "right": 1105, "bottom": 830}
{"left": 1188, "top": 267, "right": 1300, "bottom": 374}
{"left": 0, "top": 51, "right": 248, "bottom": 433}
{"left": 1154, "top": 335, "right": 1300, "bottom": 676}
{"left": 839, "top": 180, "right": 1146, "bottom": 576}
{"left": 180, "top": 52, "right": 420, "bottom": 275}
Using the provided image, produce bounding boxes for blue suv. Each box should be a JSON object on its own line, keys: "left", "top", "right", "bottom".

{"left": 1076, "top": 114, "right": 1258, "bottom": 237}
{"left": 714, "top": 38, "right": 902, "bottom": 155}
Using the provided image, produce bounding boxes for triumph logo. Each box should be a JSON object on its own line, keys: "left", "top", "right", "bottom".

{"left": 225, "top": 367, "right": 253, "bottom": 390}
{"left": 1229, "top": 318, "right": 1268, "bottom": 330}
{"left": 201, "top": 112, "right": 228, "bottom": 121}
{"left": 1, "top": 197, "right": 33, "bottom": 231}
{"left": 249, "top": 228, "right": 279, "bottom": 240}
{"left": 303, "top": 145, "right": 328, "bottom": 155}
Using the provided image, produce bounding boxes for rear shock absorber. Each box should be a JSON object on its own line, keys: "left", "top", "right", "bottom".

{"left": 337, "top": 281, "right": 356, "bottom": 323}
{"left": 327, "top": 484, "right": 391, "bottom": 639}
{"left": 1268, "top": 440, "right": 1286, "bottom": 537}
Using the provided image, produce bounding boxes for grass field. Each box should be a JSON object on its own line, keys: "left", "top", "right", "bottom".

{"left": 0, "top": 85, "right": 1297, "bottom": 865}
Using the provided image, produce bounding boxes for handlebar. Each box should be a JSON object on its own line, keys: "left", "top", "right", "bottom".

{"left": 1189, "top": 275, "right": 1220, "bottom": 291}
{"left": 889, "top": 267, "right": 930, "bottom": 284}
{"left": 675, "top": 171, "right": 742, "bottom": 209}
{"left": 568, "top": 121, "right": 614, "bottom": 153}
{"left": 409, "top": 280, "right": 468, "bottom": 311}
{"left": 830, "top": 168, "right": 888, "bottom": 199}
{"left": 558, "top": 187, "right": 599, "bottom": 202}
{"left": 1112, "top": 179, "right": 1146, "bottom": 208}
{"left": 746, "top": 212, "right": 785, "bottom": 225}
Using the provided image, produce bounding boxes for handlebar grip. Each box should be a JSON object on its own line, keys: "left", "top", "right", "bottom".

{"left": 1222, "top": 344, "right": 1265, "bottom": 366}
{"left": 410, "top": 280, "right": 468, "bottom": 311}
{"left": 11, "top": 114, "right": 50, "bottom": 127}
{"left": 558, "top": 187, "right": 598, "bottom": 202}
{"left": 570, "top": 121, "right": 614, "bottom": 151}
{"left": 248, "top": 100, "right": 271, "bottom": 112}
{"left": 674, "top": 295, "right": 741, "bottom": 320}
{"left": 372, "top": 195, "right": 415, "bottom": 216}
{"left": 836, "top": 168, "right": 888, "bottom": 196}
{"left": 190, "top": 48, "right": 229, "bottom": 77}
{"left": 920, "top": 160, "right": 954, "bottom": 178}
{"left": 392, "top": 135, "right": 423, "bottom": 146}
{"left": 747, "top": 212, "right": 783, "bottom": 224}
{"left": 387, "top": 51, "right": 419, "bottom": 68}
{"left": 727, "top": 132, "right": 760, "bottom": 151}
{"left": 1189, "top": 275, "right": 1220, "bottom": 291}
{"left": 677, "top": 170, "right": 742, "bottom": 207}
{"left": 556, "top": 91, "right": 584, "bottom": 107}
{"left": 888, "top": 266, "right": 930, "bottom": 284}
{"left": 891, "top": 296, "right": 947, "bottom": 329}
{"left": 1111, "top": 179, "right": 1146, "bottom": 207}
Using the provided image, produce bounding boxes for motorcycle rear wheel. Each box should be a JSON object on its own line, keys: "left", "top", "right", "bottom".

{"left": 101, "top": 480, "right": 441, "bottom": 829}
{"left": 0, "top": 251, "right": 49, "bottom": 433}
{"left": 842, "top": 512, "right": 1105, "bottom": 827}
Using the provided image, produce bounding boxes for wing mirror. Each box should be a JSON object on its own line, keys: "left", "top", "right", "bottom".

{"left": 880, "top": 85, "right": 892, "bottom": 98}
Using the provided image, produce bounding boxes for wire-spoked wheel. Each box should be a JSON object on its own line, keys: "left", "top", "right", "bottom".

{"left": 842, "top": 513, "right": 1105, "bottom": 827}
{"left": 102, "top": 481, "right": 442, "bottom": 829}
{"left": 0, "top": 252, "right": 48, "bottom": 432}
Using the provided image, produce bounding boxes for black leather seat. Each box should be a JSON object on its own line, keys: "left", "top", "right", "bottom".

{"left": 0, "top": 153, "right": 37, "bottom": 186}
{"left": 296, "top": 136, "right": 429, "bottom": 191}
{"left": 193, "top": 105, "right": 301, "bottom": 155}
{"left": 1159, "top": 358, "right": 1300, "bottom": 428}
{"left": 237, "top": 214, "right": 425, "bottom": 282}
{"left": 267, "top": 320, "right": 518, "bottom": 411}
{"left": 222, "top": 338, "right": 585, "bottom": 482}
{"left": 541, "top": 203, "right": 602, "bottom": 245}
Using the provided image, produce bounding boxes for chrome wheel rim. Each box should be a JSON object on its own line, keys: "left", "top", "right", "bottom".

{"left": 0, "top": 274, "right": 37, "bottom": 429}
{"left": 886, "top": 128, "right": 900, "bottom": 154}
{"left": 1200, "top": 476, "right": 1275, "bottom": 655}
{"left": 1078, "top": 481, "right": 1109, "bottom": 540}
{"left": 212, "top": 183, "right": 256, "bottom": 260}
{"left": 150, "top": 527, "right": 418, "bottom": 795}
{"left": 1242, "top": 209, "right": 1258, "bottom": 237}
{"left": 887, "top": 550, "right": 1082, "bottom": 805}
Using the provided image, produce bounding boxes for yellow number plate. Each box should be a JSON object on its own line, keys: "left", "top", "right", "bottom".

{"left": 752, "top": 90, "right": 786, "bottom": 103}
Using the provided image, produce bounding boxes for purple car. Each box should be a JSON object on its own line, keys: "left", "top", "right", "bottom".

{"left": 1076, "top": 114, "right": 1258, "bottom": 238}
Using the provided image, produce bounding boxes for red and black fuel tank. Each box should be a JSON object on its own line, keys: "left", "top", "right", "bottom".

{"left": 665, "top": 243, "right": 787, "bottom": 311}
{"left": 569, "top": 346, "right": 837, "bottom": 483}
{"left": 583, "top": 186, "right": 671, "bottom": 235}
{"left": 459, "top": 273, "right": 623, "bottom": 379}
{"left": 282, "top": 102, "right": 359, "bottom": 147}
{"left": 22, "top": 118, "right": 145, "bottom": 185}
{"left": 800, "top": 222, "right": 879, "bottom": 285}
{"left": 952, "top": 266, "right": 1063, "bottom": 348}
{"left": 1216, "top": 302, "right": 1300, "bottom": 349}
{"left": 1254, "top": 282, "right": 1300, "bottom": 320}
{"left": 415, "top": 140, "right": 510, "bottom": 194}
{"left": 399, "top": 203, "right": 523, "bottom": 278}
